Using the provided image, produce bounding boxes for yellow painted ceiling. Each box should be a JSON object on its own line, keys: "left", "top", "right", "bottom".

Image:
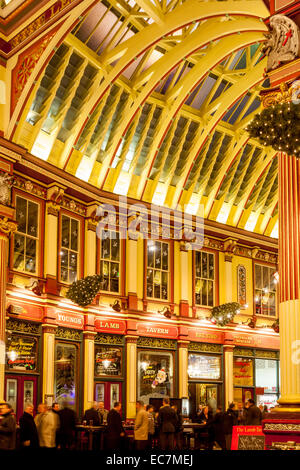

{"left": 13, "top": 0, "right": 278, "bottom": 238}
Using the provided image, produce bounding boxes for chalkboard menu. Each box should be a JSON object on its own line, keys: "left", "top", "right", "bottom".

{"left": 6, "top": 334, "right": 37, "bottom": 371}
{"left": 95, "top": 346, "right": 122, "bottom": 376}
{"left": 231, "top": 426, "right": 265, "bottom": 450}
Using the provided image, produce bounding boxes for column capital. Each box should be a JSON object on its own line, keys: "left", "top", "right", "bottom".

{"left": 125, "top": 335, "right": 138, "bottom": 344}
{"left": 42, "top": 324, "right": 57, "bottom": 334}
{"left": 178, "top": 340, "right": 190, "bottom": 349}
{"left": 223, "top": 344, "right": 235, "bottom": 353}
{"left": 83, "top": 331, "right": 97, "bottom": 341}
{"left": 0, "top": 216, "right": 17, "bottom": 238}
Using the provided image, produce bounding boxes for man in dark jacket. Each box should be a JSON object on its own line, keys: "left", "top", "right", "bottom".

{"left": 223, "top": 403, "right": 238, "bottom": 450}
{"left": 83, "top": 402, "right": 101, "bottom": 426}
{"left": 0, "top": 403, "right": 16, "bottom": 450}
{"left": 158, "top": 398, "right": 178, "bottom": 451}
{"left": 212, "top": 408, "right": 226, "bottom": 450}
{"left": 106, "top": 402, "right": 125, "bottom": 450}
{"left": 19, "top": 404, "right": 39, "bottom": 448}
{"left": 245, "top": 399, "right": 262, "bottom": 425}
{"left": 58, "top": 401, "right": 77, "bottom": 449}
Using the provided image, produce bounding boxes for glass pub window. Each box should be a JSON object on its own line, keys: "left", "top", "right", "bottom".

{"left": 100, "top": 230, "right": 120, "bottom": 292}
{"left": 60, "top": 215, "right": 79, "bottom": 283}
{"left": 254, "top": 264, "right": 277, "bottom": 317}
{"left": 14, "top": 196, "right": 39, "bottom": 273}
{"left": 195, "top": 251, "right": 214, "bottom": 306}
{"left": 146, "top": 240, "right": 169, "bottom": 300}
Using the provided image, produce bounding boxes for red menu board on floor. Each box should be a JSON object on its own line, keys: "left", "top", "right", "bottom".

{"left": 231, "top": 426, "right": 265, "bottom": 450}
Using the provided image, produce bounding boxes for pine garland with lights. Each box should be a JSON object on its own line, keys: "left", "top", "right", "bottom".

{"left": 66, "top": 274, "right": 103, "bottom": 307}
{"left": 246, "top": 102, "right": 300, "bottom": 157}
{"left": 210, "top": 302, "right": 240, "bottom": 327}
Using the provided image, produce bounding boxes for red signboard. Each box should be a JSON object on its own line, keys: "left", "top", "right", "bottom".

{"left": 56, "top": 311, "right": 84, "bottom": 330}
{"left": 187, "top": 327, "right": 224, "bottom": 344}
{"left": 94, "top": 317, "right": 126, "bottom": 334}
{"left": 226, "top": 332, "right": 279, "bottom": 350}
{"left": 7, "top": 302, "right": 43, "bottom": 322}
{"left": 136, "top": 322, "right": 178, "bottom": 339}
{"left": 231, "top": 426, "right": 265, "bottom": 450}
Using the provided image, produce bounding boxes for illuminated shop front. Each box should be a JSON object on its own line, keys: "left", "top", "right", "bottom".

{"left": 5, "top": 318, "right": 41, "bottom": 421}
{"left": 233, "top": 348, "right": 280, "bottom": 408}
{"left": 94, "top": 334, "right": 125, "bottom": 412}
{"left": 137, "top": 337, "right": 176, "bottom": 406}
{"left": 187, "top": 344, "right": 223, "bottom": 417}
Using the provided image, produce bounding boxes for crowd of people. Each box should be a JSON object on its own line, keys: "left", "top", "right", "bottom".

{"left": 0, "top": 398, "right": 270, "bottom": 451}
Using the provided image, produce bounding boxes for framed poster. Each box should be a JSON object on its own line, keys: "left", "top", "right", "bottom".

{"left": 188, "top": 354, "right": 221, "bottom": 380}
{"left": 95, "top": 346, "right": 122, "bottom": 377}
{"left": 233, "top": 358, "right": 254, "bottom": 387}
{"left": 6, "top": 335, "right": 37, "bottom": 372}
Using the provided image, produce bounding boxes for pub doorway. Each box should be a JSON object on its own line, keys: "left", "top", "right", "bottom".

{"left": 94, "top": 381, "right": 122, "bottom": 412}
{"left": 188, "top": 382, "right": 222, "bottom": 419}
{"left": 5, "top": 375, "right": 38, "bottom": 422}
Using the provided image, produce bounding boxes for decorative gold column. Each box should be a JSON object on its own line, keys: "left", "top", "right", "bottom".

{"left": 276, "top": 152, "right": 300, "bottom": 411}
{"left": 44, "top": 185, "right": 64, "bottom": 294}
{"left": 178, "top": 341, "right": 189, "bottom": 398}
{"left": 85, "top": 203, "right": 98, "bottom": 276}
{"left": 224, "top": 344, "right": 235, "bottom": 408}
{"left": 223, "top": 240, "right": 237, "bottom": 303}
{"left": 42, "top": 325, "right": 57, "bottom": 401}
{"left": 127, "top": 239, "right": 138, "bottom": 310}
{"left": 179, "top": 242, "right": 189, "bottom": 316}
{"left": 83, "top": 331, "right": 96, "bottom": 412}
{"left": 126, "top": 335, "right": 137, "bottom": 418}
{"left": 0, "top": 213, "right": 17, "bottom": 401}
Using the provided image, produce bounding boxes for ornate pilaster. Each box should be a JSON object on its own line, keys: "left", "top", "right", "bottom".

{"left": 83, "top": 331, "right": 96, "bottom": 412}
{"left": 127, "top": 239, "right": 138, "bottom": 310}
{"left": 276, "top": 152, "right": 300, "bottom": 411}
{"left": 223, "top": 343, "right": 235, "bottom": 408}
{"left": 85, "top": 203, "right": 98, "bottom": 277}
{"left": 179, "top": 241, "right": 189, "bottom": 316}
{"left": 223, "top": 239, "right": 237, "bottom": 303}
{"left": 44, "top": 185, "right": 65, "bottom": 294}
{"left": 0, "top": 212, "right": 17, "bottom": 401}
{"left": 178, "top": 340, "right": 189, "bottom": 398}
{"left": 42, "top": 324, "right": 57, "bottom": 401}
{"left": 125, "top": 335, "right": 138, "bottom": 418}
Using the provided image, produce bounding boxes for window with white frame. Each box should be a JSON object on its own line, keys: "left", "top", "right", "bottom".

{"left": 254, "top": 264, "right": 277, "bottom": 317}
{"left": 13, "top": 196, "right": 39, "bottom": 274}
{"left": 99, "top": 230, "right": 120, "bottom": 293}
{"left": 195, "top": 251, "right": 215, "bottom": 307}
{"left": 146, "top": 240, "right": 169, "bottom": 300}
{"left": 60, "top": 215, "right": 79, "bottom": 283}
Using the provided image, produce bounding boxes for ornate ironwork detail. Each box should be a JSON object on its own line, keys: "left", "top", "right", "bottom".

{"left": 137, "top": 337, "right": 176, "bottom": 350}
{"left": 237, "top": 265, "right": 247, "bottom": 307}
{"left": 6, "top": 319, "right": 40, "bottom": 335}
{"left": 95, "top": 334, "right": 124, "bottom": 345}
{"left": 61, "top": 198, "right": 86, "bottom": 216}
{"left": 0, "top": 173, "right": 12, "bottom": 206}
{"left": 264, "top": 423, "right": 300, "bottom": 432}
{"left": 255, "top": 349, "right": 278, "bottom": 359}
{"left": 55, "top": 327, "right": 82, "bottom": 341}
{"left": 233, "top": 348, "right": 254, "bottom": 357}
{"left": 188, "top": 342, "right": 222, "bottom": 353}
{"left": 13, "top": 176, "right": 47, "bottom": 198}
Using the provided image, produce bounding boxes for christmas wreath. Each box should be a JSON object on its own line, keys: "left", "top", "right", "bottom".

{"left": 246, "top": 102, "right": 300, "bottom": 157}
{"left": 210, "top": 302, "right": 240, "bottom": 327}
{"left": 66, "top": 274, "right": 103, "bottom": 307}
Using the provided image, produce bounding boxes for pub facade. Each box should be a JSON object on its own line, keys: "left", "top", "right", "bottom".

{"left": 1, "top": 139, "right": 279, "bottom": 420}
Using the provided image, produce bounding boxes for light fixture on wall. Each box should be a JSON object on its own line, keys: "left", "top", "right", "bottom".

{"left": 25, "top": 279, "right": 43, "bottom": 296}
{"left": 111, "top": 300, "right": 122, "bottom": 312}
{"left": 158, "top": 306, "right": 172, "bottom": 319}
